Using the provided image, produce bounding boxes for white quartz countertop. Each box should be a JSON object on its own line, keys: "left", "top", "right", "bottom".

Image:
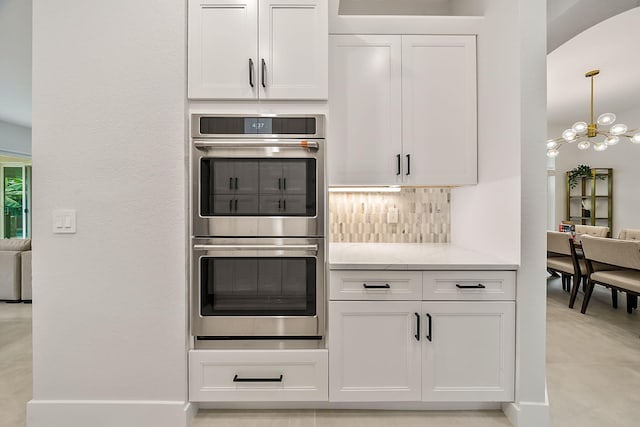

{"left": 329, "top": 243, "right": 518, "bottom": 270}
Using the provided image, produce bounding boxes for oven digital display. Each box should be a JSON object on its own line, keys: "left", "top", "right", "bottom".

{"left": 244, "top": 118, "right": 273, "bottom": 134}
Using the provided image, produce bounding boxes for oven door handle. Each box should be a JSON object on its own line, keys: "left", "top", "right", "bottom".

{"left": 194, "top": 140, "right": 319, "bottom": 150}
{"left": 193, "top": 244, "right": 319, "bottom": 253}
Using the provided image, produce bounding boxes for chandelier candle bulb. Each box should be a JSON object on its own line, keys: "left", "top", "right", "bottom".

{"left": 571, "top": 121, "right": 588, "bottom": 133}
{"left": 546, "top": 69, "right": 640, "bottom": 157}
{"left": 605, "top": 135, "right": 620, "bottom": 146}
{"left": 609, "top": 123, "right": 628, "bottom": 135}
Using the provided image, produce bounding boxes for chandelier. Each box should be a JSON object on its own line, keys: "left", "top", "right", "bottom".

{"left": 546, "top": 69, "right": 640, "bottom": 158}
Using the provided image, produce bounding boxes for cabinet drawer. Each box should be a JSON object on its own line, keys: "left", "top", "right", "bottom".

{"left": 422, "top": 271, "right": 515, "bottom": 301}
{"left": 189, "top": 349, "right": 328, "bottom": 402}
{"left": 329, "top": 270, "right": 422, "bottom": 300}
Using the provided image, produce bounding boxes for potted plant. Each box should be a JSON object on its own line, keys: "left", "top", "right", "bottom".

{"left": 567, "top": 164, "right": 594, "bottom": 189}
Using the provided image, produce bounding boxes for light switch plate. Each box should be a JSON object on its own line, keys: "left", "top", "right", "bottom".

{"left": 52, "top": 209, "right": 76, "bottom": 234}
{"left": 387, "top": 207, "right": 399, "bottom": 224}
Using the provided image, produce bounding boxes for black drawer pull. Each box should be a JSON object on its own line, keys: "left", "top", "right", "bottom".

{"left": 426, "top": 313, "right": 432, "bottom": 342}
{"left": 414, "top": 312, "right": 420, "bottom": 341}
{"left": 233, "top": 374, "right": 283, "bottom": 383}
{"left": 363, "top": 283, "right": 391, "bottom": 289}
{"left": 455, "top": 284, "right": 486, "bottom": 289}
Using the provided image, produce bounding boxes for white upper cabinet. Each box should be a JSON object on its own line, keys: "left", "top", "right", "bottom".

{"left": 329, "top": 34, "right": 477, "bottom": 186}
{"left": 188, "top": 0, "right": 258, "bottom": 99}
{"left": 259, "top": 0, "right": 328, "bottom": 99}
{"left": 188, "top": 0, "right": 327, "bottom": 100}
{"left": 402, "top": 36, "right": 477, "bottom": 185}
{"left": 329, "top": 35, "right": 402, "bottom": 185}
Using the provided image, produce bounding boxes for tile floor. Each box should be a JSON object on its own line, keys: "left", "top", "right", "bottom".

{"left": 2, "top": 276, "right": 639, "bottom": 427}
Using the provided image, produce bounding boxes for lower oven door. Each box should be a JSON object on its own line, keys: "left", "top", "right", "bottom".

{"left": 191, "top": 237, "right": 324, "bottom": 338}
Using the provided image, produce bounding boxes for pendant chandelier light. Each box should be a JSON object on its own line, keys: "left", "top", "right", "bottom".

{"left": 547, "top": 69, "right": 640, "bottom": 158}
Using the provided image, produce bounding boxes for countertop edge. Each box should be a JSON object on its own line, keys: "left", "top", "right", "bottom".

{"left": 328, "top": 263, "right": 519, "bottom": 271}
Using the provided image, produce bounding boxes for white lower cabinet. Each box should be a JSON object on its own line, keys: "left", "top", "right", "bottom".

{"left": 421, "top": 301, "right": 515, "bottom": 401}
{"left": 328, "top": 270, "right": 516, "bottom": 403}
{"left": 189, "top": 349, "right": 328, "bottom": 401}
{"left": 329, "top": 301, "right": 422, "bottom": 401}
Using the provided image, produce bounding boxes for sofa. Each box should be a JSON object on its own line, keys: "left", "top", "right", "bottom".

{"left": 0, "top": 239, "right": 32, "bottom": 301}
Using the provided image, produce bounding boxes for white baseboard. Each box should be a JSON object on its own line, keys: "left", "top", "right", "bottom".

{"left": 27, "top": 399, "right": 193, "bottom": 427}
{"left": 502, "top": 392, "right": 549, "bottom": 427}
{"left": 197, "top": 401, "right": 501, "bottom": 410}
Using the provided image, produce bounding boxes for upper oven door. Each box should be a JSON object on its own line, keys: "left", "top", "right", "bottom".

{"left": 192, "top": 139, "right": 325, "bottom": 237}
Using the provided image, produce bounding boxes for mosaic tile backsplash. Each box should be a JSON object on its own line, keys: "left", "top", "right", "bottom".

{"left": 329, "top": 188, "right": 451, "bottom": 243}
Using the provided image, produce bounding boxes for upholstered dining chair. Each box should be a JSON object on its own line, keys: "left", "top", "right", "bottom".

{"left": 547, "top": 231, "right": 585, "bottom": 307}
{"left": 618, "top": 228, "right": 640, "bottom": 241}
{"left": 574, "top": 224, "right": 609, "bottom": 238}
{"left": 580, "top": 235, "right": 640, "bottom": 314}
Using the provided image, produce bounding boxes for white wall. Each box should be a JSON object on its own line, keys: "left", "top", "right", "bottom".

{"left": 551, "top": 105, "right": 640, "bottom": 237}
{"left": 0, "top": 119, "right": 31, "bottom": 157}
{"left": 28, "top": 1, "right": 189, "bottom": 427}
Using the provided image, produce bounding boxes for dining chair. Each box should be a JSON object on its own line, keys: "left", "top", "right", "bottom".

{"left": 580, "top": 235, "right": 640, "bottom": 314}
{"left": 618, "top": 228, "right": 640, "bottom": 241}
{"left": 547, "top": 231, "right": 585, "bottom": 307}
{"left": 574, "top": 224, "right": 609, "bottom": 238}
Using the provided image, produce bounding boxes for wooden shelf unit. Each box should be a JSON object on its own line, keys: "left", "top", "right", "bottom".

{"left": 566, "top": 168, "right": 613, "bottom": 232}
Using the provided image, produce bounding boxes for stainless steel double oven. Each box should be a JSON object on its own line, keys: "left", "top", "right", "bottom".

{"left": 190, "top": 114, "right": 325, "bottom": 345}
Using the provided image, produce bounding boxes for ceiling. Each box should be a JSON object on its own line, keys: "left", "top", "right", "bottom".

{"left": 0, "top": 0, "right": 639, "bottom": 130}
{"left": 547, "top": 5, "right": 640, "bottom": 128}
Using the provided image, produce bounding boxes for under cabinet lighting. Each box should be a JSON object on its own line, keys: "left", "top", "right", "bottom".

{"left": 328, "top": 186, "right": 401, "bottom": 193}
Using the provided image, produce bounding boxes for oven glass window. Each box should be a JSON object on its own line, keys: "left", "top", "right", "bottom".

{"left": 200, "top": 158, "right": 316, "bottom": 216}
{"left": 200, "top": 257, "right": 316, "bottom": 316}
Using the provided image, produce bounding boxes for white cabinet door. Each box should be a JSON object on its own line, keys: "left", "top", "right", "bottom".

{"left": 328, "top": 35, "right": 402, "bottom": 185}
{"left": 188, "top": 0, "right": 258, "bottom": 99}
{"left": 259, "top": 0, "right": 328, "bottom": 99}
{"left": 421, "top": 301, "right": 515, "bottom": 402}
{"left": 402, "top": 35, "right": 477, "bottom": 185}
{"left": 329, "top": 301, "right": 421, "bottom": 402}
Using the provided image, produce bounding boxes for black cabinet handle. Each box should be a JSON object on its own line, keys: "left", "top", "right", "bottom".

{"left": 248, "top": 58, "right": 254, "bottom": 88}
{"left": 406, "top": 154, "right": 411, "bottom": 175}
{"left": 283, "top": 199, "right": 286, "bottom": 211}
{"left": 233, "top": 374, "right": 283, "bottom": 383}
{"left": 362, "top": 283, "right": 391, "bottom": 289}
{"left": 261, "top": 58, "right": 267, "bottom": 88}
{"left": 229, "top": 199, "right": 233, "bottom": 212}
{"left": 234, "top": 177, "right": 238, "bottom": 190}
{"left": 283, "top": 178, "right": 287, "bottom": 190}
{"left": 396, "top": 154, "right": 401, "bottom": 175}
{"left": 455, "top": 284, "right": 486, "bottom": 289}
{"left": 278, "top": 178, "right": 281, "bottom": 190}
{"left": 414, "top": 312, "right": 420, "bottom": 341}
{"left": 278, "top": 199, "right": 281, "bottom": 210}
{"left": 234, "top": 199, "right": 238, "bottom": 212}
{"left": 426, "top": 313, "right": 432, "bottom": 342}
{"left": 229, "top": 177, "right": 233, "bottom": 190}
